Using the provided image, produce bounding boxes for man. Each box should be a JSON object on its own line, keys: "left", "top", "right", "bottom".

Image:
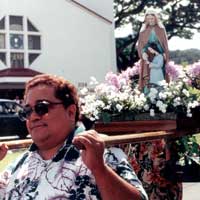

{"left": 0, "top": 74, "right": 148, "bottom": 199}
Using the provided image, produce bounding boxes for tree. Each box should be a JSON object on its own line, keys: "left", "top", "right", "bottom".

{"left": 114, "top": 0, "right": 200, "bottom": 71}
{"left": 170, "top": 48, "right": 200, "bottom": 64}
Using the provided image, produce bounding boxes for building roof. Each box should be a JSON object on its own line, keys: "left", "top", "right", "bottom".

{"left": 0, "top": 68, "right": 42, "bottom": 77}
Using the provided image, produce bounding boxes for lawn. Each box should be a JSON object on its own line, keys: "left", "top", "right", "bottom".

{"left": 196, "top": 133, "right": 200, "bottom": 144}
{"left": 0, "top": 149, "right": 25, "bottom": 172}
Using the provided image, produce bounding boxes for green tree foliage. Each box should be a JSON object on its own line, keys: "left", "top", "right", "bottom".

{"left": 114, "top": 0, "right": 200, "bottom": 71}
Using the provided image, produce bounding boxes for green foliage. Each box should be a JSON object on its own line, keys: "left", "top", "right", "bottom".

{"left": 174, "top": 135, "right": 200, "bottom": 165}
{"left": 188, "top": 87, "right": 200, "bottom": 101}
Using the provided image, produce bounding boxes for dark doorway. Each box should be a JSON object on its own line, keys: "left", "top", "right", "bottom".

{"left": 0, "top": 89, "right": 24, "bottom": 100}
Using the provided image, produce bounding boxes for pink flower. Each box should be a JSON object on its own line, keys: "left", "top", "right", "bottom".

{"left": 118, "top": 63, "right": 140, "bottom": 85}
{"left": 166, "top": 61, "right": 183, "bottom": 81}
{"left": 105, "top": 71, "right": 120, "bottom": 89}
{"left": 187, "top": 61, "right": 200, "bottom": 77}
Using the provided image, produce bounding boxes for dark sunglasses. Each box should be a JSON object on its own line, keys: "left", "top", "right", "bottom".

{"left": 19, "top": 100, "right": 63, "bottom": 121}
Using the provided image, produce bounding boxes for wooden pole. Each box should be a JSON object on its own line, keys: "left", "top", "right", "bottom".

{"left": 3, "top": 129, "right": 197, "bottom": 150}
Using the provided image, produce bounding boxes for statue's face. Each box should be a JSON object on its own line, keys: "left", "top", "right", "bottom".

{"left": 147, "top": 47, "right": 156, "bottom": 54}
{"left": 146, "top": 14, "right": 156, "bottom": 26}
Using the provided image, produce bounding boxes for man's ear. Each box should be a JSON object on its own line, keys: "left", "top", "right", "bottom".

{"left": 66, "top": 104, "right": 76, "bottom": 119}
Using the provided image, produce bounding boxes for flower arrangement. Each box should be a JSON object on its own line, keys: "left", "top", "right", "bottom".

{"left": 79, "top": 60, "right": 200, "bottom": 178}
{"left": 80, "top": 61, "right": 200, "bottom": 122}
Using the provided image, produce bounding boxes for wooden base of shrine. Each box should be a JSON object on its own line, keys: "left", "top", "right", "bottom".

{"left": 94, "top": 120, "right": 177, "bottom": 135}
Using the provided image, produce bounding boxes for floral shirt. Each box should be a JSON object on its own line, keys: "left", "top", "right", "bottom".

{"left": 0, "top": 130, "right": 148, "bottom": 200}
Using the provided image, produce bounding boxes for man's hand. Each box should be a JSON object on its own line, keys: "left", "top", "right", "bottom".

{"left": 73, "top": 131, "right": 145, "bottom": 200}
{"left": 0, "top": 143, "right": 8, "bottom": 161}
{"left": 72, "top": 130, "right": 105, "bottom": 173}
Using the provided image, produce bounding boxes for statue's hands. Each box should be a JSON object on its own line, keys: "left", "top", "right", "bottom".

{"left": 146, "top": 60, "right": 150, "bottom": 65}
{"left": 149, "top": 63, "right": 153, "bottom": 68}
{"left": 163, "top": 53, "right": 167, "bottom": 61}
{"left": 142, "top": 52, "right": 148, "bottom": 61}
{"left": 0, "top": 143, "right": 8, "bottom": 161}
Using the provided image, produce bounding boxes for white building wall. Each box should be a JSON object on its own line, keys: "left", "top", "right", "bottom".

{"left": 70, "top": 0, "right": 113, "bottom": 21}
{"left": 0, "top": 0, "right": 116, "bottom": 86}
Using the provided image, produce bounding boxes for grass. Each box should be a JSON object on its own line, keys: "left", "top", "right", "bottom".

{"left": 196, "top": 133, "right": 200, "bottom": 144}
{"left": 0, "top": 149, "right": 25, "bottom": 172}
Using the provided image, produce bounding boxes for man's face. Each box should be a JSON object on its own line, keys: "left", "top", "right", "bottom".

{"left": 24, "top": 84, "right": 76, "bottom": 150}
{"left": 146, "top": 14, "right": 156, "bottom": 26}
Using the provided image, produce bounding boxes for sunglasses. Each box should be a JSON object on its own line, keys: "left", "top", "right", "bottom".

{"left": 19, "top": 100, "right": 63, "bottom": 121}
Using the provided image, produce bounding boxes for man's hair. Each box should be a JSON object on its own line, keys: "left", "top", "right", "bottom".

{"left": 24, "top": 74, "right": 80, "bottom": 122}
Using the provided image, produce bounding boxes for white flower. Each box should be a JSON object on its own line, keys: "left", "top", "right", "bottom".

{"left": 187, "top": 112, "right": 192, "bottom": 117}
{"left": 156, "top": 100, "right": 167, "bottom": 113}
{"left": 173, "top": 97, "right": 181, "bottom": 106}
{"left": 150, "top": 109, "right": 155, "bottom": 116}
{"left": 90, "top": 76, "right": 98, "bottom": 85}
{"left": 144, "top": 104, "right": 150, "bottom": 111}
{"left": 158, "top": 80, "right": 167, "bottom": 87}
{"left": 158, "top": 92, "right": 167, "bottom": 100}
{"left": 182, "top": 89, "right": 190, "bottom": 97}
{"left": 116, "top": 104, "right": 123, "bottom": 112}
{"left": 80, "top": 87, "right": 88, "bottom": 95}
{"left": 149, "top": 87, "right": 158, "bottom": 95}
{"left": 188, "top": 101, "right": 199, "bottom": 109}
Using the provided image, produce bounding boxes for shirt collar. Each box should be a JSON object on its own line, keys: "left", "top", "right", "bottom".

{"left": 29, "top": 126, "right": 81, "bottom": 162}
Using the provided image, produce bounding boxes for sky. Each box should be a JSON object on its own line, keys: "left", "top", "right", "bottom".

{"left": 115, "top": 24, "right": 200, "bottom": 51}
